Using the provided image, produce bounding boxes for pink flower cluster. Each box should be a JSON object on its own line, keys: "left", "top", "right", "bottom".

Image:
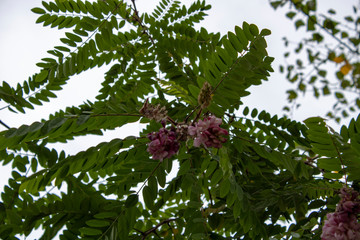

{"left": 188, "top": 115, "right": 228, "bottom": 148}
{"left": 147, "top": 127, "right": 179, "bottom": 161}
{"left": 147, "top": 115, "right": 228, "bottom": 160}
{"left": 321, "top": 187, "right": 360, "bottom": 240}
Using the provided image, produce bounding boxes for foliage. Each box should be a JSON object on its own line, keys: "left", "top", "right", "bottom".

{"left": 0, "top": 0, "right": 359, "bottom": 239}
{"left": 269, "top": 0, "right": 360, "bottom": 123}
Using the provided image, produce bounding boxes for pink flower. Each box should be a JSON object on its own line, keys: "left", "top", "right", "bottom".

{"left": 147, "top": 127, "right": 179, "bottom": 161}
{"left": 321, "top": 188, "right": 360, "bottom": 240}
{"left": 321, "top": 213, "right": 360, "bottom": 240}
{"left": 188, "top": 115, "right": 228, "bottom": 148}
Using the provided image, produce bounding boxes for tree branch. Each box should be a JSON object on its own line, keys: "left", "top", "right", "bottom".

{"left": 0, "top": 120, "right": 10, "bottom": 129}
{"left": 137, "top": 218, "right": 179, "bottom": 239}
{"left": 130, "top": 0, "right": 155, "bottom": 45}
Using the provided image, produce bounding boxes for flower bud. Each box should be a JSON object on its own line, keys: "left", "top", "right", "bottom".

{"left": 198, "top": 81, "right": 213, "bottom": 109}
{"left": 140, "top": 99, "right": 168, "bottom": 122}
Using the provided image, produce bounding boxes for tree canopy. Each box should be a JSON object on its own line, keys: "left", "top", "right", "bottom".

{"left": 0, "top": 0, "right": 360, "bottom": 239}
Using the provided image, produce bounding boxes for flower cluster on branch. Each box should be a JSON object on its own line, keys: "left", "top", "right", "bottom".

{"left": 141, "top": 101, "right": 228, "bottom": 161}
{"left": 321, "top": 187, "right": 360, "bottom": 240}
{"left": 188, "top": 115, "right": 229, "bottom": 148}
{"left": 147, "top": 127, "right": 179, "bottom": 161}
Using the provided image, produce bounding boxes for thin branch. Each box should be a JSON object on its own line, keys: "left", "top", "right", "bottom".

{"left": 211, "top": 57, "right": 242, "bottom": 95}
{"left": 130, "top": 0, "right": 155, "bottom": 45}
{"left": 304, "top": 156, "right": 324, "bottom": 173}
{"left": 138, "top": 218, "right": 178, "bottom": 240}
{"left": 7, "top": 150, "right": 36, "bottom": 157}
{"left": 184, "top": 105, "right": 201, "bottom": 123}
{"left": 65, "top": 113, "right": 142, "bottom": 118}
{"left": 0, "top": 120, "right": 10, "bottom": 129}
{"left": 136, "top": 161, "right": 162, "bottom": 195}
{"left": 329, "top": 131, "right": 348, "bottom": 186}
{"left": 208, "top": 187, "right": 214, "bottom": 206}
{"left": 97, "top": 214, "right": 122, "bottom": 240}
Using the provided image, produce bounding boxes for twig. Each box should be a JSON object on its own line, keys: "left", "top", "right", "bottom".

{"left": 65, "top": 113, "right": 142, "bottom": 118}
{"left": 304, "top": 156, "right": 324, "bottom": 173}
{"left": 184, "top": 105, "right": 201, "bottom": 123}
{"left": 329, "top": 133, "right": 348, "bottom": 186}
{"left": 136, "top": 161, "right": 162, "bottom": 195}
{"left": 208, "top": 187, "right": 214, "bottom": 206}
{"left": 97, "top": 214, "right": 122, "bottom": 240}
{"left": 137, "top": 218, "right": 178, "bottom": 240}
{"left": 0, "top": 120, "right": 10, "bottom": 129}
{"left": 130, "top": 0, "right": 155, "bottom": 45}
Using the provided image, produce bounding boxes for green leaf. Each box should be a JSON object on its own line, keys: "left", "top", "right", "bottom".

{"left": 242, "top": 21, "right": 254, "bottom": 41}
{"left": 205, "top": 161, "right": 218, "bottom": 178}
{"left": 235, "top": 26, "right": 248, "bottom": 47}
{"left": 295, "top": 19, "right": 305, "bottom": 29}
{"left": 65, "top": 32, "right": 82, "bottom": 42}
{"left": 307, "top": 15, "right": 316, "bottom": 31}
{"left": 228, "top": 31, "right": 243, "bottom": 53}
{"left": 125, "top": 194, "right": 138, "bottom": 208}
{"left": 251, "top": 108, "right": 258, "bottom": 118}
{"left": 94, "top": 212, "right": 118, "bottom": 219}
{"left": 85, "top": 219, "right": 110, "bottom": 227}
{"left": 249, "top": 24, "right": 259, "bottom": 36}
{"left": 143, "top": 186, "right": 154, "bottom": 209}
{"left": 210, "top": 169, "right": 223, "bottom": 185}
{"left": 220, "top": 179, "right": 231, "bottom": 198}
{"left": 188, "top": 84, "right": 200, "bottom": 98}
{"left": 286, "top": 11, "right": 296, "bottom": 19}
{"left": 35, "top": 70, "right": 48, "bottom": 82}
{"left": 317, "top": 158, "right": 342, "bottom": 171}
{"left": 79, "top": 227, "right": 102, "bottom": 236}
{"left": 55, "top": 46, "right": 70, "bottom": 52}
{"left": 243, "top": 106, "right": 249, "bottom": 116}
{"left": 260, "top": 28, "right": 271, "bottom": 36}
{"left": 36, "top": 14, "right": 50, "bottom": 23}
{"left": 178, "top": 159, "right": 191, "bottom": 176}
{"left": 303, "top": 117, "right": 325, "bottom": 125}
{"left": 31, "top": 7, "right": 46, "bottom": 14}
{"left": 323, "top": 172, "right": 343, "bottom": 179}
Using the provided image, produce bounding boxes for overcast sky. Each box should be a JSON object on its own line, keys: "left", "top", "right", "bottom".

{"left": 0, "top": 0, "right": 355, "bottom": 238}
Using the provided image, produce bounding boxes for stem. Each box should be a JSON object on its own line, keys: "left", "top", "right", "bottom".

{"left": 166, "top": 116, "right": 177, "bottom": 126}
{"left": 137, "top": 218, "right": 178, "bottom": 239}
{"left": 329, "top": 133, "right": 348, "bottom": 186}
{"left": 66, "top": 113, "right": 142, "bottom": 118}
{"left": 210, "top": 57, "right": 242, "bottom": 95}
{"left": 130, "top": 0, "right": 155, "bottom": 45}
{"left": 0, "top": 120, "right": 10, "bottom": 129}
{"left": 184, "top": 105, "right": 201, "bottom": 123}
{"left": 97, "top": 214, "right": 121, "bottom": 240}
{"left": 136, "top": 161, "right": 162, "bottom": 195}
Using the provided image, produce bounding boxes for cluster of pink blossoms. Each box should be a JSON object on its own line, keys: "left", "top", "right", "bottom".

{"left": 147, "top": 127, "right": 179, "bottom": 161}
{"left": 188, "top": 115, "right": 229, "bottom": 148}
{"left": 146, "top": 115, "right": 228, "bottom": 161}
{"left": 321, "top": 187, "right": 360, "bottom": 240}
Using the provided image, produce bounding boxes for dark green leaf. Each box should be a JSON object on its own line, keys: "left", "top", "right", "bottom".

{"left": 125, "top": 194, "right": 138, "bottom": 208}
{"left": 31, "top": 7, "right": 46, "bottom": 14}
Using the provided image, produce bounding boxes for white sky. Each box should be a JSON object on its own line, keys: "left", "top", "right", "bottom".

{"left": 0, "top": 0, "right": 355, "bottom": 238}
